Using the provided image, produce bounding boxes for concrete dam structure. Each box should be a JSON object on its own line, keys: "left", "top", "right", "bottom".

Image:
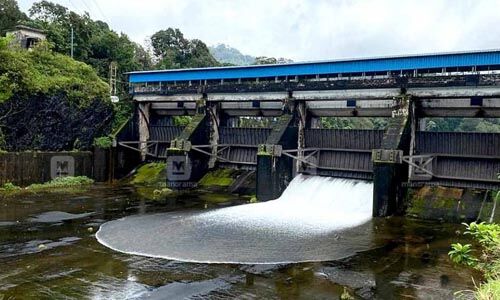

{"left": 117, "top": 49, "right": 500, "bottom": 217}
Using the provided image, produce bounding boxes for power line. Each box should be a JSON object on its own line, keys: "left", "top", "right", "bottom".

{"left": 89, "top": 0, "right": 111, "bottom": 24}
{"left": 67, "top": 0, "right": 81, "bottom": 12}
{"left": 78, "top": 0, "right": 94, "bottom": 15}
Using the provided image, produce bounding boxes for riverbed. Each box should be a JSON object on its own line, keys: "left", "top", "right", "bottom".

{"left": 0, "top": 185, "right": 480, "bottom": 299}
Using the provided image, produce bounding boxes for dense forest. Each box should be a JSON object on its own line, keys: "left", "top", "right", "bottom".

{"left": 0, "top": 0, "right": 498, "bottom": 152}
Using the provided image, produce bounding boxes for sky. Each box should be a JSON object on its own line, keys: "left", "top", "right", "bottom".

{"left": 17, "top": 0, "right": 500, "bottom": 62}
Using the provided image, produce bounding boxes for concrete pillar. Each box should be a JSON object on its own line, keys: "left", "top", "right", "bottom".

{"left": 256, "top": 114, "right": 296, "bottom": 201}
{"left": 137, "top": 102, "right": 150, "bottom": 161}
{"left": 408, "top": 101, "right": 417, "bottom": 182}
{"left": 256, "top": 144, "right": 293, "bottom": 201}
{"left": 296, "top": 101, "right": 306, "bottom": 173}
{"left": 207, "top": 102, "right": 220, "bottom": 169}
{"left": 166, "top": 114, "right": 210, "bottom": 189}
{"left": 372, "top": 95, "right": 411, "bottom": 217}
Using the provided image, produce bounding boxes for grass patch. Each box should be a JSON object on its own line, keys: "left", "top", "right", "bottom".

{"left": 0, "top": 182, "right": 22, "bottom": 193}
{"left": 476, "top": 279, "right": 500, "bottom": 300}
{"left": 27, "top": 176, "right": 94, "bottom": 190}
{"left": 0, "top": 176, "right": 94, "bottom": 195}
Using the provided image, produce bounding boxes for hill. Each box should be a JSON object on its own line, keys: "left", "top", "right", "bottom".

{"left": 209, "top": 44, "right": 255, "bottom": 66}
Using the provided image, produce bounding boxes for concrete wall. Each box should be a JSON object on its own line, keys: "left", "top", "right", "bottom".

{"left": 406, "top": 185, "right": 500, "bottom": 223}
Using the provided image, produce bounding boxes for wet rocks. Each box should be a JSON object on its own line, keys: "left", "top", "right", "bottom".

{"left": 318, "top": 266, "right": 376, "bottom": 299}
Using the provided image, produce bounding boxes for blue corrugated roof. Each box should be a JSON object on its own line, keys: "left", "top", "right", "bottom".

{"left": 128, "top": 49, "right": 500, "bottom": 83}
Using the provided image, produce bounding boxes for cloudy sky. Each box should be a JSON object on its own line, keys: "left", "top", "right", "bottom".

{"left": 17, "top": 0, "right": 500, "bottom": 61}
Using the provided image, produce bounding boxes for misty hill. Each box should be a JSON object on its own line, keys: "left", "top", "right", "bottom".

{"left": 209, "top": 44, "right": 255, "bottom": 66}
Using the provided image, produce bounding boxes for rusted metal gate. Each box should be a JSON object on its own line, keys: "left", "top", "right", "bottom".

{"left": 286, "top": 129, "right": 385, "bottom": 180}
{"left": 118, "top": 116, "right": 185, "bottom": 158}
{"left": 216, "top": 127, "right": 272, "bottom": 169}
{"left": 405, "top": 131, "right": 500, "bottom": 188}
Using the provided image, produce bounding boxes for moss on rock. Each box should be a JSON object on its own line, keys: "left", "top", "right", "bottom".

{"left": 130, "top": 163, "right": 166, "bottom": 186}
{"left": 406, "top": 185, "right": 493, "bottom": 222}
{"left": 135, "top": 186, "right": 173, "bottom": 200}
{"left": 198, "top": 168, "right": 238, "bottom": 187}
{"left": 198, "top": 192, "right": 234, "bottom": 204}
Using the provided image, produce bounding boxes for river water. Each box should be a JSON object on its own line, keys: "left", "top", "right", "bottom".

{"left": 0, "top": 185, "right": 480, "bottom": 299}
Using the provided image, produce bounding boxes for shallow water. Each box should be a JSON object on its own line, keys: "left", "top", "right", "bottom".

{"left": 0, "top": 184, "right": 480, "bottom": 299}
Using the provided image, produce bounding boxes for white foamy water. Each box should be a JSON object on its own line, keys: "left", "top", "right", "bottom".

{"left": 96, "top": 175, "right": 375, "bottom": 264}
{"left": 197, "top": 175, "right": 373, "bottom": 234}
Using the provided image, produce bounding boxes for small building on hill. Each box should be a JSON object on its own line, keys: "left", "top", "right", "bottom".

{"left": 8, "top": 25, "right": 46, "bottom": 50}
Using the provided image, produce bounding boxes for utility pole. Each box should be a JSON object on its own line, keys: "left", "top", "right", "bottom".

{"left": 70, "top": 24, "right": 74, "bottom": 58}
{"left": 109, "top": 61, "right": 118, "bottom": 102}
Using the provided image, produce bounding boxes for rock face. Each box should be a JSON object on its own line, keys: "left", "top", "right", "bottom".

{"left": 0, "top": 93, "right": 113, "bottom": 151}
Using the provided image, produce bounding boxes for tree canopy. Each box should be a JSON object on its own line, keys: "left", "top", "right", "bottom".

{"left": 151, "top": 28, "right": 219, "bottom": 69}
{"left": 0, "top": 0, "right": 27, "bottom": 36}
{"left": 22, "top": 1, "right": 149, "bottom": 96}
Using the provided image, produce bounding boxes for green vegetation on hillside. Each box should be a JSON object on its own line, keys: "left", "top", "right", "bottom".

{"left": 25, "top": 1, "right": 151, "bottom": 91}
{"left": 0, "top": 35, "right": 113, "bottom": 150}
{"left": 0, "top": 36, "right": 108, "bottom": 104}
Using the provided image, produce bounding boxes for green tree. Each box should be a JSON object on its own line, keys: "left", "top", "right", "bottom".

{"left": 28, "top": 1, "right": 151, "bottom": 97}
{"left": 151, "top": 28, "right": 219, "bottom": 69}
{"left": 0, "top": 0, "right": 27, "bottom": 36}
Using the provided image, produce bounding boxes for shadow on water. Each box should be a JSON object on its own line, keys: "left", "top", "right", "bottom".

{"left": 0, "top": 184, "right": 481, "bottom": 299}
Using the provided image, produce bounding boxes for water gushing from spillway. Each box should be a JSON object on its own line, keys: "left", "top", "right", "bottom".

{"left": 96, "top": 175, "right": 377, "bottom": 264}
{"left": 198, "top": 175, "right": 373, "bottom": 234}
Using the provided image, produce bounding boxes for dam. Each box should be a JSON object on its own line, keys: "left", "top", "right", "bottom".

{"left": 115, "top": 49, "right": 500, "bottom": 217}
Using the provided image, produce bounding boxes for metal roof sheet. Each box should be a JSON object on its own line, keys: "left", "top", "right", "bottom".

{"left": 128, "top": 49, "right": 500, "bottom": 83}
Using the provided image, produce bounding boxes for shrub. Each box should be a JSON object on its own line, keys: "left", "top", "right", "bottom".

{"left": 93, "top": 136, "right": 113, "bottom": 149}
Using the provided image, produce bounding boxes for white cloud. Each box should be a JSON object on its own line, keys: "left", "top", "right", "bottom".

{"left": 17, "top": 0, "right": 500, "bottom": 61}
